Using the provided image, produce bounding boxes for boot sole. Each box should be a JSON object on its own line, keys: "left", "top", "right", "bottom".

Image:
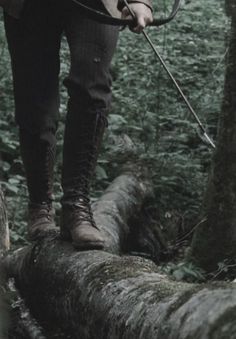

{"left": 60, "top": 227, "right": 105, "bottom": 250}
{"left": 73, "top": 240, "right": 105, "bottom": 250}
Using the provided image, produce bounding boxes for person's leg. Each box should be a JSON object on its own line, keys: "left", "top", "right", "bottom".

{"left": 61, "top": 3, "right": 119, "bottom": 249}
{"left": 4, "top": 0, "right": 63, "bottom": 239}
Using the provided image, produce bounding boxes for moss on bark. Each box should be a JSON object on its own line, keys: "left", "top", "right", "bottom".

{"left": 7, "top": 238, "right": 236, "bottom": 339}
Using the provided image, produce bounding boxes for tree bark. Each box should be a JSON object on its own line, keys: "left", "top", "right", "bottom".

{"left": 189, "top": 7, "right": 236, "bottom": 271}
{"left": 5, "top": 174, "right": 236, "bottom": 339}
{"left": 91, "top": 173, "right": 152, "bottom": 253}
{"left": 0, "top": 187, "right": 9, "bottom": 339}
{"left": 94, "top": 171, "right": 167, "bottom": 260}
{"left": 0, "top": 188, "right": 9, "bottom": 255}
{"left": 7, "top": 236, "right": 236, "bottom": 339}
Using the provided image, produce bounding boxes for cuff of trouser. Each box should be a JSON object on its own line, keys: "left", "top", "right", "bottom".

{"left": 117, "top": 0, "right": 153, "bottom": 12}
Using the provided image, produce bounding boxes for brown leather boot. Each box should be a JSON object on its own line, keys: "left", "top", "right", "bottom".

{"left": 61, "top": 198, "right": 104, "bottom": 249}
{"left": 27, "top": 202, "right": 56, "bottom": 241}
{"left": 60, "top": 109, "right": 107, "bottom": 250}
{"left": 20, "top": 129, "right": 57, "bottom": 240}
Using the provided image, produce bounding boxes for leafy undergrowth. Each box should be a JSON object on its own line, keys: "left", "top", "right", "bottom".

{"left": 0, "top": 0, "right": 229, "bottom": 257}
{"left": 161, "top": 258, "right": 236, "bottom": 283}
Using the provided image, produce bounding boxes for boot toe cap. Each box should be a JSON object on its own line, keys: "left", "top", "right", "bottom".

{"left": 71, "top": 223, "right": 105, "bottom": 250}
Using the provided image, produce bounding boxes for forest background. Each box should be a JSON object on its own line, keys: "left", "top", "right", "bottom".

{"left": 0, "top": 0, "right": 229, "bottom": 272}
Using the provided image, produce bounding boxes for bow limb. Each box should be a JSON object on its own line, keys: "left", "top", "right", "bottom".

{"left": 70, "top": 0, "right": 181, "bottom": 27}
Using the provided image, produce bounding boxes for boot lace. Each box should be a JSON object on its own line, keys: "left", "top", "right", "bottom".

{"left": 62, "top": 110, "right": 108, "bottom": 230}
{"left": 29, "top": 203, "right": 53, "bottom": 222}
{"left": 69, "top": 197, "right": 98, "bottom": 229}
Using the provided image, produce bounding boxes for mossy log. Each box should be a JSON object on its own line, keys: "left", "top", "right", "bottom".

{"left": 8, "top": 289, "right": 47, "bottom": 339}
{"left": 4, "top": 174, "right": 236, "bottom": 339}
{"left": 91, "top": 173, "right": 152, "bottom": 253}
{"left": 7, "top": 240, "right": 236, "bottom": 339}
{"left": 92, "top": 173, "right": 166, "bottom": 259}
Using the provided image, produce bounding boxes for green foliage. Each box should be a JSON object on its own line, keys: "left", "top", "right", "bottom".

{"left": 0, "top": 13, "right": 27, "bottom": 246}
{"left": 0, "top": 1, "right": 230, "bottom": 246}
{"left": 109, "top": 0, "right": 228, "bottom": 226}
{"left": 208, "top": 259, "right": 236, "bottom": 281}
{"left": 163, "top": 261, "right": 206, "bottom": 282}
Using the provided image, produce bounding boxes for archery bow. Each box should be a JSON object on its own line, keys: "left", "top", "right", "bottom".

{"left": 71, "top": 0, "right": 180, "bottom": 27}
{"left": 70, "top": 0, "right": 215, "bottom": 149}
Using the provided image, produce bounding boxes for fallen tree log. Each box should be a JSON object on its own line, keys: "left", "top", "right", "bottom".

{"left": 92, "top": 173, "right": 167, "bottom": 259}
{"left": 91, "top": 173, "right": 152, "bottom": 253}
{"left": 8, "top": 286, "right": 47, "bottom": 339}
{"left": 5, "top": 173, "right": 236, "bottom": 339}
{"left": 7, "top": 241, "right": 236, "bottom": 339}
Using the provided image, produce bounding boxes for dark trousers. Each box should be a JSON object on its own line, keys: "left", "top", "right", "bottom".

{"left": 4, "top": 0, "right": 119, "bottom": 135}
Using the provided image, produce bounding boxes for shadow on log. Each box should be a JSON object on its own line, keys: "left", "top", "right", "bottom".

{"left": 4, "top": 174, "right": 236, "bottom": 338}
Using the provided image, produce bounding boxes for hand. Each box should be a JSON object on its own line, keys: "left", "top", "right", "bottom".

{"left": 121, "top": 3, "right": 153, "bottom": 33}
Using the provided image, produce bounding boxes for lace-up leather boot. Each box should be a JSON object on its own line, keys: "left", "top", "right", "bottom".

{"left": 20, "top": 129, "right": 57, "bottom": 240}
{"left": 60, "top": 108, "right": 107, "bottom": 249}
{"left": 27, "top": 202, "right": 55, "bottom": 240}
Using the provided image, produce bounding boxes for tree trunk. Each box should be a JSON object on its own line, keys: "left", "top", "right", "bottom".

{"left": 0, "top": 187, "right": 9, "bottom": 339}
{"left": 0, "top": 191, "right": 9, "bottom": 339}
{"left": 5, "top": 174, "right": 236, "bottom": 339}
{"left": 0, "top": 188, "right": 9, "bottom": 255}
{"left": 189, "top": 7, "right": 236, "bottom": 271}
